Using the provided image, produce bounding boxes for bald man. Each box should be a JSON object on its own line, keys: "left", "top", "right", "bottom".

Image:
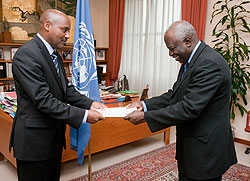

{"left": 125, "top": 21, "right": 237, "bottom": 180}
{"left": 9, "top": 9, "right": 105, "bottom": 181}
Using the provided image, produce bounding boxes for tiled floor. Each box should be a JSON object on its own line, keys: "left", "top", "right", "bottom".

{"left": 0, "top": 127, "right": 249, "bottom": 181}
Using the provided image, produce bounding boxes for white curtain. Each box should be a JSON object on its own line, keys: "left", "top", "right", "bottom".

{"left": 119, "top": 0, "right": 182, "bottom": 97}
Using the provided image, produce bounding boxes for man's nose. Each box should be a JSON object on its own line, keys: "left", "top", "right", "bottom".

{"left": 169, "top": 50, "right": 174, "bottom": 56}
{"left": 65, "top": 31, "right": 70, "bottom": 39}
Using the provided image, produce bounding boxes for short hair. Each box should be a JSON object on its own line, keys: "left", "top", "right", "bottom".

{"left": 168, "top": 20, "right": 197, "bottom": 41}
{"left": 39, "top": 9, "right": 66, "bottom": 26}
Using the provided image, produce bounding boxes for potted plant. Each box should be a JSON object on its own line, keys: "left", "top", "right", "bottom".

{"left": 210, "top": 0, "right": 250, "bottom": 121}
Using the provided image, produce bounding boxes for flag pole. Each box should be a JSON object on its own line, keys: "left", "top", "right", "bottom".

{"left": 88, "top": 138, "right": 92, "bottom": 181}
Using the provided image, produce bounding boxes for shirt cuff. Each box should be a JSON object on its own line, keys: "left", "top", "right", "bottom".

{"left": 82, "top": 110, "right": 88, "bottom": 124}
{"left": 142, "top": 101, "right": 148, "bottom": 112}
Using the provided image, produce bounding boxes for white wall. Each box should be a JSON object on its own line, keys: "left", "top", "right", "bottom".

{"left": 205, "top": 0, "right": 250, "bottom": 141}
{"left": 90, "top": 0, "right": 109, "bottom": 48}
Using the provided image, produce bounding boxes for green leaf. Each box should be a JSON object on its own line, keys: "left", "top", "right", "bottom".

{"left": 65, "top": 3, "right": 73, "bottom": 8}
{"left": 212, "top": 38, "right": 221, "bottom": 43}
{"left": 235, "top": 32, "right": 239, "bottom": 42}
{"left": 212, "top": 20, "right": 223, "bottom": 35}
{"left": 240, "top": 18, "right": 250, "bottom": 32}
{"left": 239, "top": 43, "right": 249, "bottom": 55}
{"left": 211, "top": 9, "right": 225, "bottom": 21}
{"left": 230, "top": 7, "right": 235, "bottom": 27}
{"left": 213, "top": 0, "right": 223, "bottom": 9}
{"left": 236, "top": 50, "right": 245, "bottom": 61}
{"left": 212, "top": 28, "right": 216, "bottom": 36}
{"left": 222, "top": 15, "right": 228, "bottom": 25}
{"left": 237, "top": 104, "right": 246, "bottom": 116}
{"left": 231, "top": 108, "right": 235, "bottom": 120}
{"left": 215, "top": 40, "right": 224, "bottom": 47}
{"left": 221, "top": 4, "right": 227, "bottom": 11}
{"left": 215, "top": 47, "right": 223, "bottom": 53}
{"left": 65, "top": 9, "right": 72, "bottom": 16}
{"left": 215, "top": 31, "right": 223, "bottom": 38}
{"left": 240, "top": 1, "right": 250, "bottom": 6}
{"left": 240, "top": 82, "right": 247, "bottom": 92}
{"left": 48, "top": 2, "right": 55, "bottom": 8}
{"left": 245, "top": 74, "right": 250, "bottom": 85}
{"left": 236, "top": 65, "right": 242, "bottom": 76}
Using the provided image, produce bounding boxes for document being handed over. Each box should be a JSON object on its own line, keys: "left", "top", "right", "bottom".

{"left": 95, "top": 107, "right": 137, "bottom": 117}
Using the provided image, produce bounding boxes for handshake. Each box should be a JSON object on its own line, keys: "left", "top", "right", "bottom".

{"left": 87, "top": 101, "right": 146, "bottom": 125}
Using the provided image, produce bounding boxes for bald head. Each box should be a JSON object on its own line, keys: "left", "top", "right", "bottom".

{"left": 38, "top": 9, "right": 70, "bottom": 49}
{"left": 164, "top": 20, "right": 198, "bottom": 44}
{"left": 164, "top": 21, "right": 199, "bottom": 64}
{"left": 39, "top": 9, "right": 69, "bottom": 30}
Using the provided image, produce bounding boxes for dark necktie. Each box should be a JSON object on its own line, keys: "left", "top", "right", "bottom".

{"left": 51, "top": 51, "right": 60, "bottom": 77}
{"left": 181, "top": 62, "right": 189, "bottom": 78}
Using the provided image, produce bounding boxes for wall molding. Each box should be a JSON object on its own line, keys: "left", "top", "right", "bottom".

{"left": 234, "top": 137, "right": 250, "bottom": 146}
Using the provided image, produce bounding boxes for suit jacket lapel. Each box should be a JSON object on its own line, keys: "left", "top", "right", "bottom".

{"left": 34, "top": 36, "right": 65, "bottom": 92}
{"left": 173, "top": 41, "right": 207, "bottom": 94}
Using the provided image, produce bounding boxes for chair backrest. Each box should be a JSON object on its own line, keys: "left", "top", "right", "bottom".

{"left": 97, "top": 66, "right": 103, "bottom": 84}
{"left": 140, "top": 84, "right": 149, "bottom": 101}
{"left": 121, "top": 75, "right": 129, "bottom": 91}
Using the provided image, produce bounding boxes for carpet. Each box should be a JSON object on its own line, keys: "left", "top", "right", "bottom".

{"left": 70, "top": 143, "right": 250, "bottom": 181}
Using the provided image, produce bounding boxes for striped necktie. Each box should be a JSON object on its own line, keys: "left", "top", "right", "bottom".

{"left": 51, "top": 51, "right": 60, "bottom": 77}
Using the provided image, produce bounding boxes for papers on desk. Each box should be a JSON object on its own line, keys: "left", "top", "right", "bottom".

{"left": 100, "top": 93, "right": 125, "bottom": 104}
{"left": 0, "top": 92, "right": 17, "bottom": 118}
{"left": 100, "top": 93, "right": 123, "bottom": 100}
{"left": 95, "top": 107, "right": 137, "bottom": 117}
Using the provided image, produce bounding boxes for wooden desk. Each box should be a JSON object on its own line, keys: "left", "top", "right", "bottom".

{"left": 0, "top": 100, "right": 169, "bottom": 167}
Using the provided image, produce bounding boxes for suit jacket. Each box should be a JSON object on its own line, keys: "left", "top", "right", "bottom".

{"left": 9, "top": 35, "right": 94, "bottom": 161}
{"left": 144, "top": 42, "right": 237, "bottom": 179}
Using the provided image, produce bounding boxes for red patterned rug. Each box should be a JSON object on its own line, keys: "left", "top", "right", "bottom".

{"left": 70, "top": 143, "right": 250, "bottom": 181}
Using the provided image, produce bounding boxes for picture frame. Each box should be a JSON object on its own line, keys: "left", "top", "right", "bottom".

{"left": 97, "top": 64, "right": 107, "bottom": 73}
{"left": 69, "top": 63, "right": 72, "bottom": 74}
{"left": 10, "top": 47, "right": 19, "bottom": 60}
{"left": 62, "top": 50, "right": 72, "bottom": 60}
{"left": 63, "top": 63, "right": 70, "bottom": 75}
{"left": 0, "top": 48, "right": 4, "bottom": 60}
{"left": 96, "top": 50, "right": 105, "bottom": 61}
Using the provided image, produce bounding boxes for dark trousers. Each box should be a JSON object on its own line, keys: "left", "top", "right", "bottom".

{"left": 179, "top": 171, "right": 222, "bottom": 181}
{"left": 16, "top": 155, "right": 62, "bottom": 181}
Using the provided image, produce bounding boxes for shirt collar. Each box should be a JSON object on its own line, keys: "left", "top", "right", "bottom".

{"left": 187, "top": 41, "right": 201, "bottom": 64}
{"left": 37, "top": 33, "right": 55, "bottom": 55}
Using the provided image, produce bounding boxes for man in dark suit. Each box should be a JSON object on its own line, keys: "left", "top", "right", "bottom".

{"left": 9, "top": 9, "right": 106, "bottom": 181}
{"left": 125, "top": 20, "right": 237, "bottom": 180}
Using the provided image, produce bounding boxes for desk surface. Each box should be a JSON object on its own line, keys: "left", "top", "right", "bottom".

{"left": 0, "top": 98, "right": 170, "bottom": 167}
{"left": 62, "top": 98, "right": 169, "bottom": 162}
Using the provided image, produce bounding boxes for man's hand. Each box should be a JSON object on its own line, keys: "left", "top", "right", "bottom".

{"left": 124, "top": 111, "right": 145, "bottom": 125}
{"left": 87, "top": 110, "right": 105, "bottom": 124}
{"left": 90, "top": 101, "right": 107, "bottom": 110}
{"left": 126, "top": 101, "right": 144, "bottom": 111}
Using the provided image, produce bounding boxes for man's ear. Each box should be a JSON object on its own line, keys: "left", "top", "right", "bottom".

{"left": 44, "top": 20, "right": 51, "bottom": 32}
{"left": 184, "top": 37, "right": 192, "bottom": 48}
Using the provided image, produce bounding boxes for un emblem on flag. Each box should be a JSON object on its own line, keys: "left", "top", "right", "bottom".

{"left": 72, "top": 22, "right": 97, "bottom": 96}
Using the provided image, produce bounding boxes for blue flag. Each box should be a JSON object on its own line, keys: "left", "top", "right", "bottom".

{"left": 70, "top": 0, "right": 100, "bottom": 165}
